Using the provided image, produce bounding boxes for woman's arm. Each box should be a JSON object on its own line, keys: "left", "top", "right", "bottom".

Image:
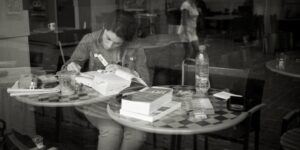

{"left": 134, "top": 48, "right": 151, "bottom": 86}
{"left": 61, "top": 34, "right": 91, "bottom": 71}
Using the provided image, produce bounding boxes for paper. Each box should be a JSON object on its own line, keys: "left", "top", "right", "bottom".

{"left": 7, "top": 81, "right": 60, "bottom": 96}
{"left": 213, "top": 91, "right": 242, "bottom": 100}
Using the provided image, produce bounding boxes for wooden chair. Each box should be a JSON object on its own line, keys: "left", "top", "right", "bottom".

{"left": 280, "top": 109, "right": 300, "bottom": 150}
{"left": 181, "top": 59, "right": 265, "bottom": 150}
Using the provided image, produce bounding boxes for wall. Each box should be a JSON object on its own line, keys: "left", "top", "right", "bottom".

{"left": 0, "top": 0, "right": 30, "bottom": 67}
{"left": 253, "top": 0, "right": 281, "bottom": 16}
{"left": 203, "top": 0, "right": 246, "bottom": 12}
{"left": 90, "top": 0, "right": 117, "bottom": 31}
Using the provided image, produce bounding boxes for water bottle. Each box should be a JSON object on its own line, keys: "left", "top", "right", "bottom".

{"left": 195, "top": 45, "right": 210, "bottom": 96}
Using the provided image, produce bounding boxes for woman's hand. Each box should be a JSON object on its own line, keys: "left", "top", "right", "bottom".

{"left": 66, "top": 62, "right": 81, "bottom": 73}
{"left": 105, "top": 64, "right": 139, "bottom": 77}
{"left": 105, "top": 64, "right": 122, "bottom": 72}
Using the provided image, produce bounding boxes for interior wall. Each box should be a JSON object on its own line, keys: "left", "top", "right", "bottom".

{"left": 203, "top": 0, "right": 246, "bottom": 12}
{"left": 90, "top": 0, "right": 117, "bottom": 31}
{"left": 253, "top": 0, "right": 281, "bottom": 16}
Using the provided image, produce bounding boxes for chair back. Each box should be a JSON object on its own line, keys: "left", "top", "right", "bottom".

{"left": 181, "top": 59, "right": 250, "bottom": 96}
{"left": 0, "top": 119, "right": 5, "bottom": 146}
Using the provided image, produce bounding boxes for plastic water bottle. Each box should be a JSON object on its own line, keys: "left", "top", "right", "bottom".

{"left": 195, "top": 45, "right": 209, "bottom": 95}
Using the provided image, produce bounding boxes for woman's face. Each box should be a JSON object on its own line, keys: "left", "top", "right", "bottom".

{"left": 102, "top": 29, "right": 124, "bottom": 50}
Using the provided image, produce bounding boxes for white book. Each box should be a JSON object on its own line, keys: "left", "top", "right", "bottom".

{"left": 121, "top": 87, "right": 173, "bottom": 115}
{"left": 120, "top": 101, "right": 181, "bottom": 122}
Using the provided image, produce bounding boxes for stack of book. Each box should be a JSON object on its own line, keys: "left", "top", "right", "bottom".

{"left": 120, "top": 87, "right": 181, "bottom": 122}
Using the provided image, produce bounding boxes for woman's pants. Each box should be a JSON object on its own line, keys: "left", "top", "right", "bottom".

{"left": 86, "top": 115, "right": 146, "bottom": 150}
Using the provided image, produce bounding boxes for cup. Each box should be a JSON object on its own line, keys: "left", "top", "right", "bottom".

{"left": 57, "top": 71, "right": 77, "bottom": 96}
{"left": 276, "top": 52, "right": 287, "bottom": 70}
{"left": 48, "top": 22, "right": 56, "bottom": 31}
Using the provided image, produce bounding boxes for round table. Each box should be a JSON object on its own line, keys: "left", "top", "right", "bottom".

{"left": 13, "top": 86, "right": 114, "bottom": 141}
{"left": 76, "top": 85, "right": 248, "bottom": 149}
{"left": 106, "top": 85, "right": 248, "bottom": 135}
{"left": 266, "top": 59, "right": 300, "bottom": 78}
{"left": 14, "top": 86, "right": 114, "bottom": 107}
{"left": 105, "top": 85, "right": 248, "bottom": 150}
{"left": 266, "top": 51, "right": 300, "bottom": 78}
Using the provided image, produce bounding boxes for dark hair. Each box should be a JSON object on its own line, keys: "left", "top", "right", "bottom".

{"left": 106, "top": 11, "right": 137, "bottom": 42}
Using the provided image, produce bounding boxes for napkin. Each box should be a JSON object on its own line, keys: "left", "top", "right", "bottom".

{"left": 213, "top": 91, "right": 242, "bottom": 100}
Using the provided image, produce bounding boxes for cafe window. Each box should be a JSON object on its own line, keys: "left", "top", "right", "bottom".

{"left": 1, "top": 0, "right": 299, "bottom": 150}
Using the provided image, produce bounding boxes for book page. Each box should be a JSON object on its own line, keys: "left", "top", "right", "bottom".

{"left": 115, "top": 69, "right": 147, "bottom": 86}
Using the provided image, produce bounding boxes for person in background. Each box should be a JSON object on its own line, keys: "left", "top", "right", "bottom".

{"left": 178, "top": 0, "right": 200, "bottom": 59}
{"left": 62, "top": 12, "right": 150, "bottom": 150}
{"left": 195, "top": 0, "right": 208, "bottom": 36}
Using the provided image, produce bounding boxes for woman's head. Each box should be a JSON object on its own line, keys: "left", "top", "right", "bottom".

{"left": 102, "top": 11, "right": 137, "bottom": 50}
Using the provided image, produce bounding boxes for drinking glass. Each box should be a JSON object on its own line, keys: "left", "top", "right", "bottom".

{"left": 56, "top": 71, "right": 77, "bottom": 95}
{"left": 32, "top": 135, "right": 45, "bottom": 149}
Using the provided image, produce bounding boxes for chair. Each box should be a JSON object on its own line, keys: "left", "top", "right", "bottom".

{"left": 3, "top": 130, "right": 36, "bottom": 150}
{"left": 181, "top": 59, "right": 265, "bottom": 150}
{"left": 280, "top": 109, "right": 300, "bottom": 150}
{"left": 0, "top": 119, "right": 6, "bottom": 148}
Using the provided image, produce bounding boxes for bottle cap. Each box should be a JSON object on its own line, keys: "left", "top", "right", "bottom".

{"left": 199, "top": 45, "right": 206, "bottom": 51}
{"left": 199, "top": 45, "right": 206, "bottom": 50}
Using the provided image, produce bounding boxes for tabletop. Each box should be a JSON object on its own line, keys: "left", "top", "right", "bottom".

{"left": 14, "top": 86, "right": 114, "bottom": 107}
{"left": 205, "top": 15, "right": 240, "bottom": 21}
{"left": 127, "top": 34, "right": 184, "bottom": 49}
{"left": 265, "top": 57, "right": 300, "bottom": 78}
{"left": 81, "top": 85, "right": 248, "bottom": 135}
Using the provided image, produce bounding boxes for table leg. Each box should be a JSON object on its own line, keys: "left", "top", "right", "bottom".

{"left": 55, "top": 107, "right": 62, "bottom": 142}
{"left": 152, "top": 133, "right": 157, "bottom": 148}
{"left": 193, "top": 135, "right": 197, "bottom": 150}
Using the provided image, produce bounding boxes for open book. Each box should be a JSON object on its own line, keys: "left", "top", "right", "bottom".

{"left": 86, "top": 69, "right": 147, "bottom": 96}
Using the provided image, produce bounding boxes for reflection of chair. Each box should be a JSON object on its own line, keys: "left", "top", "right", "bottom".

{"left": 3, "top": 130, "right": 35, "bottom": 150}
{"left": 181, "top": 59, "right": 265, "bottom": 150}
{"left": 280, "top": 109, "right": 300, "bottom": 150}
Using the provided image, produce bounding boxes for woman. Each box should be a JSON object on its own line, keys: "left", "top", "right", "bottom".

{"left": 178, "top": 0, "right": 200, "bottom": 58}
{"left": 63, "top": 12, "right": 150, "bottom": 150}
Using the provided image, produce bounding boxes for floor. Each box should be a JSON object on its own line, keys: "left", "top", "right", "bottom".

{"left": 3, "top": 33, "right": 300, "bottom": 150}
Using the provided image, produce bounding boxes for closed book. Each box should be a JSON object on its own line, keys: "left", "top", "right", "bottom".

{"left": 121, "top": 87, "right": 173, "bottom": 115}
{"left": 120, "top": 101, "right": 181, "bottom": 122}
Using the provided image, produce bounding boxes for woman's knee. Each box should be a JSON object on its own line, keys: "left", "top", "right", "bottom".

{"left": 97, "top": 121, "right": 123, "bottom": 137}
{"left": 123, "top": 128, "right": 147, "bottom": 142}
